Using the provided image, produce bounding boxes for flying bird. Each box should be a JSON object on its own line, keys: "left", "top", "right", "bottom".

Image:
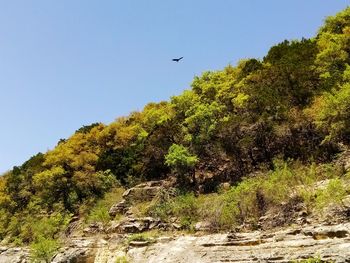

{"left": 172, "top": 56, "right": 183, "bottom": 62}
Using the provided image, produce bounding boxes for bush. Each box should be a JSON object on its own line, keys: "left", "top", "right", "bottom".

{"left": 86, "top": 187, "right": 124, "bottom": 225}
{"left": 149, "top": 192, "right": 199, "bottom": 229}
{"left": 30, "top": 237, "right": 59, "bottom": 263}
{"left": 126, "top": 231, "right": 158, "bottom": 246}
{"left": 221, "top": 177, "right": 261, "bottom": 227}
{"left": 315, "top": 178, "right": 347, "bottom": 209}
{"left": 294, "top": 256, "right": 324, "bottom": 263}
{"left": 115, "top": 255, "right": 129, "bottom": 263}
{"left": 146, "top": 161, "right": 348, "bottom": 231}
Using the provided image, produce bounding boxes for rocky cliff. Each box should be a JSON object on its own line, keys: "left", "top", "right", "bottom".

{"left": 1, "top": 181, "right": 350, "bottom": 263}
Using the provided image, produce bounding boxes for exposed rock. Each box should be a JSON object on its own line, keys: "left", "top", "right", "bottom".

{"left": 52, "top": 247, "right": 92, "bottom": 263}
{"left": 218, "top": 182, "right": 231, "bottom": 191}
{"left": 128, "top": 222, "right": 350, "bottom": 263}
{"left": 3, "top": 222, "right": 350, "bottom": 262}
{"left": 107, "top": 217, "right": 162, "bottom": 234}
{"left": 171, "top": 223, "right": 182, "bottom": 230}
{"left": 129, "top": 240, "right": 151, "bottom": 247}
{"left": 108, "top": 180, "right": 169, "bottom": 218}
{"left": 65, "top": 216, "right": 82, "bottom": 237}
{"left": 51, "top": 237, "right": 96, "bottom": 263}
{"left": 109, "top": 200, "right": 128, "bottom": 217}
{"left": 258, "top": 196, "right": 307, "bottom": 230}
{"left": 194, "top": 221, "right": 212, "bottom": 232}
{"left": 122, "top": 185, "right": 162, "bottom": 204}
{"left": 83, "top": 222, "right": 104, "bottom": 235}
{"left": 0, "top": 247, "right": 30, "bottom": 263}
{"left": 335, "top": 146, "right": 350, "bottom": 172}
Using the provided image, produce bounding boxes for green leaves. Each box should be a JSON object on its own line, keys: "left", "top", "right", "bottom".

{"left": 165, "top": 144, "right": 198, "bottom": 171}
{"left": 311, "top": 82, "right": 350, "bottom": 143}
{"left": 30, "top": 237, "right": 59, "bottom": 263}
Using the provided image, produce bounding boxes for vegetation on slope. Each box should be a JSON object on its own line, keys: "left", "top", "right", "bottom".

{"left": 0, "top": 7, "right": 350, "bottom": 250}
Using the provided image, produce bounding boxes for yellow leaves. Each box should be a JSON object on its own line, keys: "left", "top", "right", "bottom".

{"left": 316, "top": 13, "right": 350, "bottom": 81}
{"left": 141, "top": 102, "right": 174, "bottom": 130}
{"left": 0, "top": 177, "right": 10, "bottom": 206}
{"left": 304, "top": 96, "right": 326, "bottom": 121}
{"left": 342, "top": 64, "right": 350, "bottom": 81}
{"left": 232, "top": 93, "right": 249, "bottom": 108}
{"left": 33, "top": 166, "right": 66, "bottom": 191}
{"left": 44, "top": 125, "right": 102, "bottom": 171}
{"left": 115, "top": 124, "right": 141, "bottom": 147}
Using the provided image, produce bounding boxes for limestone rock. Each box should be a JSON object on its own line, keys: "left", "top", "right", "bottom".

{"left": 108, "top": 180, "right": 168, "bottom": 218}
{"left": 122, "top": 184, "right": 162, "bottom": 204}
{"left": 128, "top": 222, "right": 350, "bottom": 263}
{"left": 194, "top": 221, "right": 212, "bottom": 232}
{"left": 109, "top": 199, "right": 128, "bottom": 217}
{"left": 52, "top": 237, "right": 96, "bottom": 263}
{"left": 0, "top": 247, "right": 30, "bottom": 263}
{"left": 107, "top": 217, "right": 162, "bottom": 234}
{"left": 83, "top": 222, "right": 104, "bottom": 235}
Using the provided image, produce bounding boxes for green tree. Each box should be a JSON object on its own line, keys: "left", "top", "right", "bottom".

{"left": 165, "top": 144, "right": 198, "bottom": 186}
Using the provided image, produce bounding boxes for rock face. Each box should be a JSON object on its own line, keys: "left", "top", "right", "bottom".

{"left": 109, "top": 180, "right": 167, "bottom": 217}
{"left": 4, "top": 222, "right": 350, "bottom": 262}
{"left": 336, "top": 146, "right": 350, "bottom": 173}
{"left": 107, "top": 217, "right": 164, "bottom": 234}
{"left": 109, "top": 200, "right": 128, "bottom": 217}
{"left": 128, "top": 223, "right": 350, "bottom": 263}
{"left": 51, "top": 237, "right": 97, "bottom": 263}
{"left": 2, "top": 179, "right": 350, "bottom": 263}
{"left": 122, "top": 181, "right": 163, "bottom": 203}
{"left": 0, "top": 247, "right": 29, "bottom": 263}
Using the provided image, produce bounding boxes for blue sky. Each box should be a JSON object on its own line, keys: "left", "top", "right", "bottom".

{"left": 0, "top": 0, "right": 348, "bottom": 173}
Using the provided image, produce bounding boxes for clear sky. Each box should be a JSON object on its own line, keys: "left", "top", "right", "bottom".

{"left": 0, "top": 0, "right": 348, "bottom": 174}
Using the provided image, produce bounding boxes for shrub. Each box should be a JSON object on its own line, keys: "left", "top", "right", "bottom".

{"left": 315, "top": 178, "right": 347, "bottom": 209}
{"left": 126, "top": 231, "right": 158, "bottom": 246}
{"left": 115, "top": 255, "right": 129, "bottom": 263}
{"left": 86, "top": 187, "right": 124, "bottom": 225}
{"left": 294, "top": 256, "right": 326, "bottom": 263}
{"left": 221, "top": 177, "right": 261, "bottom": 227}
{"left": 149, "top": 192, "right": 199, "bottom": 229}
{"left": 30, "top": 237, "right": 59, "bottom": 263}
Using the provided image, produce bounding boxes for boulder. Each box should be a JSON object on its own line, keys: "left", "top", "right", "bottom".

{"left": 108, "top": 180, "right": 168, "bottom": 218}
{"left": 83, "top": 222, "right": 104, "bottom": 235}
{"left": 194, "top": 221, "right": 212, "bottom": 232}
{"left": 109, "top": 199, "right": 128, "bottom": 217}
{"left": 122, "top": 185, "right": 162, "bottom": 203}
{"left": 107, "top": 217, "right": 162, "bottom": 234}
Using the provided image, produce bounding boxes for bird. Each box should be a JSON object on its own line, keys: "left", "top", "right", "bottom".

{"left": 172, "top": 56, "right": 183, "bottom": 62}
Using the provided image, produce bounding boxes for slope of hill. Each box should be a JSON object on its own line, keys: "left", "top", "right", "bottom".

{"left": 1, "top": 6, "right": 350, "bottom": 263}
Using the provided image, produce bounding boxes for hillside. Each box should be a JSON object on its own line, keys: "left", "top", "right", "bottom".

{"left": 1, "top": 7, "right": 350, "bottom": 263}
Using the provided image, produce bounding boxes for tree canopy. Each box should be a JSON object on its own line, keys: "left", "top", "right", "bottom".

{"left": 1, "top": 7, "right": 350, "bottom": 244}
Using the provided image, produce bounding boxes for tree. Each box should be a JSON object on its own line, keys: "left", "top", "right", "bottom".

{"left": 165, "top": 144, "right": 198, "bottom": 187}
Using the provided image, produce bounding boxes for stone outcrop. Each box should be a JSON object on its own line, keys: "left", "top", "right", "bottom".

{"left": 4, "top": 222, "right": 350, "bottom": 262}
{"left": 122, "top": 181, "right": 164, "bottom": 203}
{"left": 0, "top": 247, "right": 29, "bottom": 263}
{"left": 109, "top": 200, "right": 128, "bottom": 217}
{"left": 109, "top": 180, "right": 168, "bottom": 218}
{"left": 107, "top": 217, "right": 163, "bottom": 234}
{"left": 51, "top": 237, "right": 97, "bottom": 263}
{"left": 128, "top": 222, "right": 350, "bottom": 263}
{"left": 83, "top": 222, "right": 104, "bottom": 235}
{"left": 2, "top": 180, "right": 350, "bottom": 263}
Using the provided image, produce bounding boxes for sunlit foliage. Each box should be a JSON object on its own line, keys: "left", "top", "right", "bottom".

{"left": 1, "top": 7, "right": 350, "bottom": 244}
